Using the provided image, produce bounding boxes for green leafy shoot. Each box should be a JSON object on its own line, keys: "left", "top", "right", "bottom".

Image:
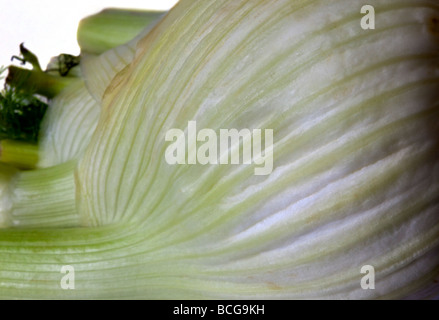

{"left": 0, "top": 85, "right": 48, "bottom": 143}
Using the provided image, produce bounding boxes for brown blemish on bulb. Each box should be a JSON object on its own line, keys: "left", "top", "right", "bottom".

{"left": 427, "top": 16, "right": 439, "bottom": 35}
{"left": 266, "top": 281, "right": 281, "bottom": 290}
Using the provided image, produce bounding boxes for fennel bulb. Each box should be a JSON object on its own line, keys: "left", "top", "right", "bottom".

{"left": 1, "top": 0, "right": 439, "bottom": 299}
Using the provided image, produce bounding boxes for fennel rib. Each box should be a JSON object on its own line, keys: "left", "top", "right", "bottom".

{"left": 1, "top": 161, "right": 78, "bottom": 228}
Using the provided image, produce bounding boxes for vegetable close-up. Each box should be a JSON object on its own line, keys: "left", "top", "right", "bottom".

{"left": 1, "top": 0, "right": 439, "bottom": 300}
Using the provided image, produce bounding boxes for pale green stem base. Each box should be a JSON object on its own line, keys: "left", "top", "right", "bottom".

{"left": 77, "top": 8, "right": 166, "bottom": 54}
{"left": 1, "top": 161, "right": 79, "bottom": 228}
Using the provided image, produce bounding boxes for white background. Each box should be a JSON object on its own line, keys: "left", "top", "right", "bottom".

{"left": 0, "top": 0, "right": 178, "bottom": 83}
